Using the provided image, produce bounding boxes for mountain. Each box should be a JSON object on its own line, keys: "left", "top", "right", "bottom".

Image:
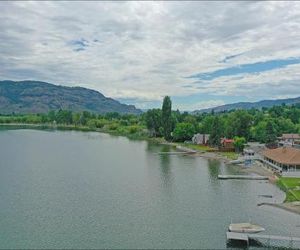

{"left": 0, "top": 80, "right": 142, "bottom": 115}
{"left": 193, "top": 96, "right": 300, "bottom": 114}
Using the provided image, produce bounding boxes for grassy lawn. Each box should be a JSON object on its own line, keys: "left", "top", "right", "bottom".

{"left": 219, "top": 152, "right": 239, "bottom": 160}
{"left": 277, "top": 177, "right": 300, "bottom": 202}
{"left": 179, "top": 143, "right": 213, "bottom": 152}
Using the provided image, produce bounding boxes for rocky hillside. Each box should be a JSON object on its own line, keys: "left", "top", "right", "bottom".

{"left": 0, "top": 80, "right": 142, "bottom": 115}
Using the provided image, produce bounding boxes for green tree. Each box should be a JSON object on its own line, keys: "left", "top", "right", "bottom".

{"left": 145, "top": 109, "right": 162, "bottom": 137}
{"left": 173, "top": 122, "right": 195, "bottom": 142}
{"left": 250, "top": 120, "right": 267, "bottom": 142}
{"left": 162, "top": 96, "right": 173, "bottom": 141}
{"left": 56, "top": 110, "right": 73, "bottom": 124}
{"left": 265, "top": 120, "right": 277, "bottom": 144}
{"left": 209, "top": 116, "right": 222, "bottom": 147}
{"left": 225, "top": 110, "right": 252, "bottom": 139}
{"left": 233, "top": 136, "right": 246, "bottom": 152}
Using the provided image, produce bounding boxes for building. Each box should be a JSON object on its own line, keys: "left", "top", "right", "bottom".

{"left": 192, "top": 133, "right": 210, "bottom": 145}
{"left": 262, "top": 147, "right": 300, "bottom": 175}
{"left": 243, "top": 148, "right": 255, "bottom": 166}
{"left": 278, "top": 133, "right": 300, "bottom": 147}
{"left": 243, "top": 149, "right": 255, "bottom": 156}
{"left": 219, "top": 138, "right": 235, "bottom": 152}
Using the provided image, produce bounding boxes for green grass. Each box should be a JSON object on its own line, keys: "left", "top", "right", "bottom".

{"left": 178, "top": 143, "right": 213, "bottom": 152}
{"left": 219, "top": 152, "right": 239, "bottom": 160}
{"left": 277, "top": 177, "right": 300, "bottom": 202}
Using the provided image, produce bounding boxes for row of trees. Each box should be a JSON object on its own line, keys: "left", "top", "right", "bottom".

{"left": 1, "top": 96, "right": 300, "bottom": 147}
{"left": 144, "top": 97, "right": 300, "bottom": 147}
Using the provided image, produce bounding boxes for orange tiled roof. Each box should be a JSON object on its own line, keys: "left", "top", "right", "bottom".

{"left": 262, "top": 147, "right": 300, "bottom": 165}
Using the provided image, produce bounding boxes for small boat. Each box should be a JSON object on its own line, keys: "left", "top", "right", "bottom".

{"left": 228, "top": 223, "right": 265, "bottom": 234}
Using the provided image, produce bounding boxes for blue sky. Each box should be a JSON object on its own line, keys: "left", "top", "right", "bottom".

{"left": 189, "top": 58, "right": 300, "bottom": 81}
{"left": 0, "top": 1, "right": 300, "bottom": 110}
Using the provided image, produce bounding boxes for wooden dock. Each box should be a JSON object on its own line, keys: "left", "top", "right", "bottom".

{"left": 227, "top": 232, "right": 300, "bottom": 247}
{"left": 218, "top": 175, "right": 268, "bottom": 180}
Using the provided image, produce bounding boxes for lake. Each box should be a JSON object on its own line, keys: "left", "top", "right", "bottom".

{"left": 0, "top": 129, "right": 299, "bottom": 249}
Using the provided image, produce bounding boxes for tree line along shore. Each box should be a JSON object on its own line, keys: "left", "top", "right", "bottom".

{"left": 0, "top": 96, "right": 299, "bottom": 147}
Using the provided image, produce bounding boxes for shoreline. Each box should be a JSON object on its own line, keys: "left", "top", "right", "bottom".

{"left": 1, "top": 123, "right": 299, "bottom": 216}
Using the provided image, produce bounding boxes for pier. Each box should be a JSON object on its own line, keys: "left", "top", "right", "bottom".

{"left": 218, "top": 175, "right": 268, "bottom": 180}
{"left": 227, "top": 232, "right": 300, "bottom": 247}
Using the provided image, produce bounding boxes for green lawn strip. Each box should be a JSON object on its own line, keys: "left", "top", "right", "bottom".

{"left": 277, "top": 177, "right": 300, "bottom": 202}
{"left": 177, "top": 143, "right": 213, "bottom": 152}
{"left": 219, "top": 152, "right": 239, "bottom": 160}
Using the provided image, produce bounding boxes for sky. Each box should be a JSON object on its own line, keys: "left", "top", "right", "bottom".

{"left": 1, "top": 1, "right": 300, "bottom": 111}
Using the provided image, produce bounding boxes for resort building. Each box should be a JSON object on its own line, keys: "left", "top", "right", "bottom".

{"left": 192, "top": 133, "right": 210, "bottom": 145}
{"left": 262, "top": 147, "right": 300, "bottom": 176}
{"left": 278, "top": 133, "right": 300, "bottom": 147}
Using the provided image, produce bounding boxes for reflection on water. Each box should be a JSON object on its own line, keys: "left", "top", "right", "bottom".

{"left": 207, "top": 159, "right": 221, "bottom": 180}
{"left": 0, "top": 130, "right": 300, "bottom": 249}
{"left": 159, "top": 145, "right": 172, "bottom": 188}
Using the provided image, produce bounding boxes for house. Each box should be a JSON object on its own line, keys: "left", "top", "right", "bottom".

{"left": 262, "top": 147, "right": 300, "bottom": 176}
{"left": 278, "top": 133, "right": 300, "bottom": 147}
{"left": 219, "top": 138, "right": 235, "bottom": 152}
{"left": 243, "top": 149, "right": 255, "bottom": 156}
{"left": 192, "top": 133, "right": 210, "bottom": 145}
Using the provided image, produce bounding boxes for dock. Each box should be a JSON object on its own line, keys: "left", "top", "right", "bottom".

{"left": 227, "top": 231, "right": 300, "bottom": 247}
{"left": 218, "top": 175, "right": 268, "bottom": 180}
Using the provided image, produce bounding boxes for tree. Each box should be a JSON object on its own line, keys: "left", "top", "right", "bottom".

{"left": 250, "top": 120, "right": 267, "bottom": 142}
{"left": 173, "top": 122, "right": 195, "bottom": 142}
{"left": 56, "top": 110, "right": 73, "bottom": 124}
{"left": 161, "top": 96, "right": 173, "bottom": 141}
{"left": 225, "top": 110, "right": 252, "bottom": 139}
{"left": 209, "top": 116, "right": 222, "bottom": 147}
{"left": 145, "top": 109, "right": 162, "bottom": 137}
{"left": 265, "top": 120, "right": 277, "bottom": 144}
{"left": 233, "top": 136, "right": 246, "bottom": 152}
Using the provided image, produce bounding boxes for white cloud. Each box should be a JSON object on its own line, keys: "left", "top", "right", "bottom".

{"left": 174, "top": 100, "right": 226, "bottom": 112}
{"left": 0, "top": 1, "right": 300, "bottom": 109}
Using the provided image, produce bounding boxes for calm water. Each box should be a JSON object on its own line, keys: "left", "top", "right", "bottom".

{"left": 0, "top": 129, "right": 299, "bottom": 249}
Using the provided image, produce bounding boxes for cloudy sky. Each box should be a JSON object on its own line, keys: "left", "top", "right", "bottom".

{"left": 1, "top": 1, "right": 300, "bottom": 110}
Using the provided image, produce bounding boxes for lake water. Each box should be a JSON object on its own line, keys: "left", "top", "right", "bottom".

{"left": 0, "top": 129, "right": 299, "bottom": 249}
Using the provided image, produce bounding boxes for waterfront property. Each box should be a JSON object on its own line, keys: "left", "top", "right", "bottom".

{"left": 262, "top": 147, "right": 300, "bottom": 176}
{"left": 192, "top": 133, "right": 210, "bottom": 145}
{"left": 278, "top": 133, "right": 300, "bottom": 147}
{"left": 219, "top": 138, "right": 235, "bottom": 152}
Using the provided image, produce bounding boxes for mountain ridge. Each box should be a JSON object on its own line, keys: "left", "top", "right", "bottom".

{"left": 0, "top": 80, "right": 142, "bottom": 115}
{"left": 192, "top": 96, "right": 300, "bottom": 114}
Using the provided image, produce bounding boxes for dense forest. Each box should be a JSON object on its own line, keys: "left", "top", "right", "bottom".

{"left": 1, "top": 97, "right": 300, "bottom": 147}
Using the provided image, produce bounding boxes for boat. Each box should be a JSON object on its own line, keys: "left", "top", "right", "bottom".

{"left": 228, "top": 223, "right": 265, "bottom": 234}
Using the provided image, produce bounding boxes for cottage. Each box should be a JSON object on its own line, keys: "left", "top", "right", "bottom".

{"left": 192, "top": 133, "right": 210, "bottom": 145}
{"left": 262, "top": 147, "right": 300, "bottom": 174}
{"left": 220, "top": 138, "right": 235, "bottom": 152}
{"left": 278, "top": 133, "right": 300, "bottom": 147}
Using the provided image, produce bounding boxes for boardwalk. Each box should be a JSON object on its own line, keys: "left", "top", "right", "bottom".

{"left": 218, "top": 175, "right": 268, "bottom": 180}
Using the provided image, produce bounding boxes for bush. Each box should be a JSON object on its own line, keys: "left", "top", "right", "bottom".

{"left": 173, "top": 122, "right": 195, "bottom": 142}
{"left": 128, "top": 125, "right": 139, "bottom": 134}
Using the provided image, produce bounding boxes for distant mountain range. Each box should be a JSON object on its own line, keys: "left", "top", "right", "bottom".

{"left": 193, "top": 96, "right": 300, "bottom": 114}
{"left": 0, "top": 80, "right": 142, "bottom": 115}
